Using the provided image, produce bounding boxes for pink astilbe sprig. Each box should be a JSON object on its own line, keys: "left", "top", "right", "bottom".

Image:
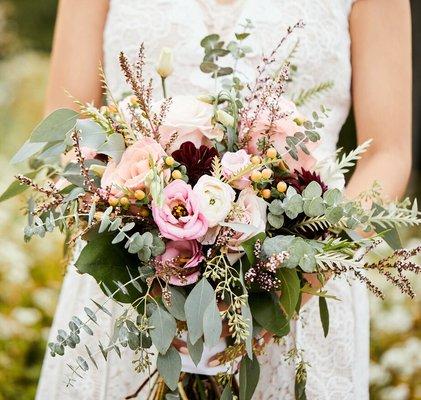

{"left": 119, "top": 45, "right": 158, "bottom": 138}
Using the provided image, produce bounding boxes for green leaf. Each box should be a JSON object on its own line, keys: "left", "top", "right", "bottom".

{"left": 325, "top": 206, "right": 343, "bottom": 224}
{"left": 164, "top": 287, "right": 186, "bottom": 321}
{"left": 0, "top": 170, "right": 38, "bottom": 202}
{"left": 98, "top": 133, "right": 125, "bottom": 162}
{"left": 187, "top": 335, "right": 203, "bottom": 366}
{"left": 241, "top": 232, "right": 266, "bottom": 264}
{"left": 278, "top": 269, "right": 300, "bottom": 318}
{"left": 268, "top": 213, "right": 284, "bottom": 229}
{"left": 235, "top": 32, "right": 250, "bottom": 41}
{"left": 242, "top": 304, "right": 253, "bottom": 359}
{"left": 371, "top": 204, "right": 403, "bottom": 249}
{"left": 319, "top": 297, "right": 329, "bottom": 337}
{"left": 323, "top": 188, "right": 342, "bottom": 206}
{"left": 75, "top": 232, "right": 144, "bottom": 302}
{"left": 249, "top": 292, "right": 290, "bottom": 337}
{"left": 217, "top": 67, "right": 234, "bottom": 77}
{"left": 268, "top": 199, "right": 284, "bottom": 216}
{"left": 11, "top": 141, "right": 46, "bottom": 164}
{"left": 76, "top": 119, "right": 107, "bottom": 149}
{"left": 302, "top": 181, "right": 322, "bottom": 199}
{"left": 157, "top": 347, "right": 181, "bottom": 391}
{"left": 149, "top": 305, "right": 177, "bottom": 354}
{"left": 221, "top": 385, "right": 233, "bottom": 400}
{"left": 184, "top": 278, "right": 214, "bottom": 344}
{"left": 239, "top": 355, "right": 260, "bottom": 400}
{"left": 200, "top": 34, "right": 220, "bottom": 48}
{"left": 203, "top": 297, "right": 222, "bottom": 348}
{"left": 200, "top": 61, "right": 218, "bottom": 73}
{"left": 29, "top": 108, "right": 78, "bottom": 143}
{"left": 303, "top": 197, "right": 325, "bottom": 217}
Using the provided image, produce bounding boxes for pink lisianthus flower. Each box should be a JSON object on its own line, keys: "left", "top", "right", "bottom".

{"left": 101, "top": 137, "right": 167, "bottom": 198}
{"left": 155, "top": 240, "right": 204, "bottom": 286}
{"left": 240, "top": 97, "right": 317, "bottom": 171}
{"left": 221, "top": 149, "right": 252, "bottom": 190}
{"left": 152, "top": 179, "right": 208, "bottom": 241}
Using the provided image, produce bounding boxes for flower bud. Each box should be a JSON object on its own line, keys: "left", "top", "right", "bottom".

{"left": 172, "top": 170, "right": 182, "bottom": 180}
{"left": 266, "top": 148, "right": 277, "bottom": 159}
{"left": 165, "top": 156, "right": 175, "bottom": 166}
{"left": 261, "top": 189, "right": 271, "bottom": 199}
{"left": 216, "top": 110, "right": 235, "bottom": 128}
{"left": 251, "top": 155, "right": 261, "bottom": 165}
{"left": 251, "top": 170, "right": 262, "bottom": 182}
{"left": 262, "top": 168, "right": 273, "bottom": 179}
{"left": 277, "top": 181, "right": 287, "bottom": 193}
{"left": 156, "top": 47, "right": 174, "bottom": 78}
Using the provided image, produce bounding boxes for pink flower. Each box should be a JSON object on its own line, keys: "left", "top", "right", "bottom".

{"left": 155, "top": 240, "right": 204, "bottom": 286}
{"left": 241, "top": 97, "right": 317, "bottom": 171}
{"left": 101, "top": 137, "right": 167, "bottom": 197}
{"left": 221, "top": 150, "right": 251, "bottom": 189}
{"left": 153, "top": 95, "right": 214, "bottom": 153}
{"left": 152, "top": 179, "right": 208, "bottom": 240}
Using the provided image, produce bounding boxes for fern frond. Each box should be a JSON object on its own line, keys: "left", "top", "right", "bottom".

{"left": 294, "top": 216, "right": 331, "bottom": 233}
{"left": 316, "top": 251, "right": 362, "bottom": 272}
{"left": 336, "top": 139, "right": 372, "bottom": 174}
{"left": 211, "top": 156, "right": 225, "bottom": 181}
{"left": 293, "top": 81, "right": 334, "bottom": 107}
{"left": 369, "top": 206, "right": 421, "bottom": 229}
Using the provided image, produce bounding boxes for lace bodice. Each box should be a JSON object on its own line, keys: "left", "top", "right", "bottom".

{"left": 104, "top": 0, "right": 356, "bottom": 160}
{"left": 37, "top": 1, "right": 369, "bottom": 399}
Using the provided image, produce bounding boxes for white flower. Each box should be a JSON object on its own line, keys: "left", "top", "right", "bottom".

{"left": 379, "top": 384, "right": 410, "bottom": 400}
{"left": 156, "top": 47, "right": 174, "bottom": 78}
{"left": 193, "top": 175, "right": 235, "bottom": 228}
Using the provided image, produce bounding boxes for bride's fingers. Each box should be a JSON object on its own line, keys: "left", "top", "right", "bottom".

{"left": 171, "top": 337, "right": 189, "bottom": 355}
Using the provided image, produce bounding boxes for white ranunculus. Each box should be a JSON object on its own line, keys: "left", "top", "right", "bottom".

{"left": 193, "top": 175, "right": 235, "bottom": 228}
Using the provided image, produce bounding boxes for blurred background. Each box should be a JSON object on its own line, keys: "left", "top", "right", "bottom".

{"left": 0, "top": 1, "right": 419, "bottom": 399}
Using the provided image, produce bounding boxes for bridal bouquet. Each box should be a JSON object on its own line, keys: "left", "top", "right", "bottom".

{"left": 2, "top": 20, "right": 420, "bottom": 399}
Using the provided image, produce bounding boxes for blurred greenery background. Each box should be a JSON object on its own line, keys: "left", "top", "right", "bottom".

{"left": 0, "top": 1, "right": 419, "bottom": 399}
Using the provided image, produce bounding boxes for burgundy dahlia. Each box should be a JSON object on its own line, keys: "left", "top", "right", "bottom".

{"left": 284, "top": 168, "right": 328, "bottom": 194}
{"left": 172, "top": 141, "right": 218, "bottom": 185}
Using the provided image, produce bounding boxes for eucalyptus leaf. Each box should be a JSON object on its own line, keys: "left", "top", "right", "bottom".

{"left": 10, "top": 141, "right": 46, "bottom": 164}
{"left": 157, "top": 347, "right": 182, "bottom": 391}
{"left": 203, "top": 297, "right": 222, "bottom": 348}
{"left": 76, "top": 119, "right": 107, "bottom": 149}
{"left": 184, "top": 278, "right": 214, "bottom": 344}
{"left": 149, "top": 306, "right": 177, "bottom": 354}
{"left": 187, "top": 335, "right": 204, "bottom": 366}
{"left": 0, "top": 170, "right": 39, "bottom": 202}
{"left": 268, "top": 213, "right": 284, "bottom": 229}
{"left": 29, "top": 108, "right": 78, "bottom": 143}
{"left": 164, "top": 287, "right": 186, "bottom": 321}
{"left": 319, "top": 297, "right": 329, "bottom": 337}
{"left": 239, "top": 355, "right": 260, "bottom": 400}
{"left": 98, "top": 133, "right": 125, "bottom": 162}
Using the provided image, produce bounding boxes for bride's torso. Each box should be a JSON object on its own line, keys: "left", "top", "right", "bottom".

{"left": 104, "top": 0, "right": 355, "bottom": 158}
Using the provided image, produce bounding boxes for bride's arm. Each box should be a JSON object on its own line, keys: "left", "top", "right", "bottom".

{"left": 45, "top": 0, "right": 109, "bottom": 114}
{"left": 302, "top": 0, "right": 412, "bottom": 304}
{"left": 347, "top": 0, "right": 412, "bottom": 200}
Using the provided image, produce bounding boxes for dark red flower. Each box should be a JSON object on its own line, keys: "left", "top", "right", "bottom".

{"left": 172, "top": 141, "right": 218, "bottom": 186}
{"left": 284, "top": 168, "right": 328, "bottom": 194}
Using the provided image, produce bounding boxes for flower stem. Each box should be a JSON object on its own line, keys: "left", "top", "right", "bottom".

{"left": 161, "top": 77, "right": 167, "bottom": 98}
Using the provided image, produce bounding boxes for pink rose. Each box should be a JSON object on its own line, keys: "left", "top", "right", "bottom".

{"left": 155, "top": 240, "right": 204, "bottom": 286}
{"left": 153, "top": 95, "right": 214, "bottom": 153}
{"left": 152, "top": 179, "right": 208, "bottom": 240}
{"left": 101, "top": 137, "right": 167, "bottom": 197}
{"left": 241, "top": 97, "right": 317, "bottom": 171}
{"left": 221, "top": 149, "right": 252, "bottom": 190}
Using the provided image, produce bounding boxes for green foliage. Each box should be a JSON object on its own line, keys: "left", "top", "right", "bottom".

{"left": 249, "top": 292, "right": 289, "bottom": 337}
{"left": 149, "top": 305, "right": 176, "bottom": 354}
{"left": 156, "top": 347, "right": 181, "bottom": 391}
{"left": 318, "top": 297, "right": 329, "bottom": 337}
{"left": 278, "top": 269, "right": 300, "bottom": 318}
{"left": 293, "top": 81, "right": 334, "bottom": 107}
{"left": 239, "top": 354, "right": 260, "bottom": 400}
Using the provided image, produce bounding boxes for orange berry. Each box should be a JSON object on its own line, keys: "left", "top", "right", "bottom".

{"left": 172, "top": 170, "right": 182, "bottom": 180}
{"left": 165, "top": 156, "right": 175, "bottom": 166}
{"left": 120, "top": 197, "right": 130, "bottom": 207}
{"left": 277, "top": 181, "right": 287, "bottom": 193}
{"left": 251, "top": 155, "right": 261, "bottom": 165}
{"left": 134, "top": 190, "right": 146, "bottom": 201}
{"left": 251, "top": 170, "right": 262, "bottom": 182}
{"left": 108, "top": 196, "right": 119, "bottom": 207}
{"left": 261, "top": 189, "right": 271, "bottom": 199}
{"left": 261, "top": 168, "right": 273, "bottom": 179}
{"left": 266, "top": 147, "right": 277, "bottom": 158}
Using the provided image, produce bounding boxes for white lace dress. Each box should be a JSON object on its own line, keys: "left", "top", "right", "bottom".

{"left": 36, "top": 1, "right": 369, "bottom": 399}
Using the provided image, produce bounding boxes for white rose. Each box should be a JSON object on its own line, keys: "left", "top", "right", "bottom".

{"left": 153, "top": 95, "right": 215, "bottom": 152}
{"left": 227, "top": 188, "right": 267, "bottom": 250}
{"left": 156, "top": 47, "right": 174, "bottom": 78}
{"left": 193, "top": 175, "right": 235, "bottom": 228}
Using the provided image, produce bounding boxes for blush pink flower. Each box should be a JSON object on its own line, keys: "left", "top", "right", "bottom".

{"left": 153, "top": 95, "right": 214, "bottom": 153}
{"left": 155, "top": 240, "right": 204, "bottom": 286}
{"left": 241, "top": 97, "right": 317, "bottom": 171}
{"left": 101, "top": 137, "right": 167, "bottom": 197}
{"left": 221, "top": 149, "right": 252, "bottom": 190}
{"left": 152, "top": 179, "right": 208, "bottom": 241}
